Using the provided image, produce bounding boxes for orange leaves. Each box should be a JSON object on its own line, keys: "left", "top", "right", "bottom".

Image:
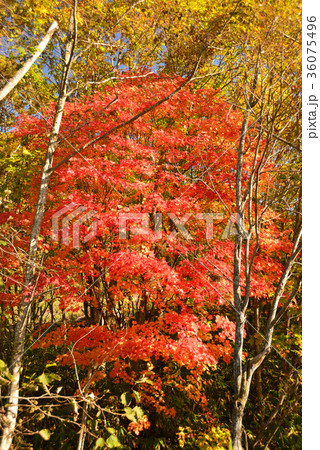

{"left": 128, "top": 415, "right": 151, "bottom": 436}
{"left": 0, "top": 292, "right": 21, "bottom": 308}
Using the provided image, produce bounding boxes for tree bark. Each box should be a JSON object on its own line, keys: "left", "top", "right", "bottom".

{"left": 77, "top": 364, "right": 94, "bottom": 450}
{"left": 231, "top": 107, "right": 249, "bottom": 450}
{"left": 253, "top": 299, "right": 263, "bottom": 414}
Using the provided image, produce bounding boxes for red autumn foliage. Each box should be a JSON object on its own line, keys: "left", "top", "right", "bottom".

{"left": 0, "top": 74, "right": 293, "bottom": 417}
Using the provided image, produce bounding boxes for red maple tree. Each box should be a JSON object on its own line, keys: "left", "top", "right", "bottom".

{"left": 1, "top": 74, "right": 293, "bottom": 424}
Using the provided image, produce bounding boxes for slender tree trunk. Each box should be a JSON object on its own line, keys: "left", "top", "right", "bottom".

{"left": 230, "top": 54, "right": 301, "bottom": 446}
{"left": 232, "top": 401, "right": 245, "bottom": 450}
{"left": 253, "top": 299, "right": 263, "bottom": 414}
{"left": 0, "top": 6, "right": 76, "bottom": 449}
{"left": 231, "top": 232, "right": 301, "bottom": 450}
{"left": 0, "top": 21, "right": 58, "bottom": 102}
{"left": 77, "top": 364, "right": 94, "bottom": 450}
{"left": 231, "top": 108, "right": 249, "bottom": 449}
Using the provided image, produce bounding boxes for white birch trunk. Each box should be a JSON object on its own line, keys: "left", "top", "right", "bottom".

{"left": 0, "top": 7, "right": 76, "bottom": 449}
{"left": 0, "top": 21, "right": 58, "bottom": 102}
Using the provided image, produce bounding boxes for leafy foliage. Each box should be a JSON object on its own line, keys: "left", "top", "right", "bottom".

{"left": 0, "top": 73, "right": 301, "bottom": 447}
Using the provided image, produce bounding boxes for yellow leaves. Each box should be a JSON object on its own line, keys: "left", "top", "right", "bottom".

{"left": 176, "top": 0, "right": 211, "bottom": 15}
{"left": 76, "top": 10, "right": 84, "bottom": 26}
{"left": 196, "top": 426, "right": 232, "bottom": 450}
{"left": 177, "top": 426, "right": 189, "bottom": 448}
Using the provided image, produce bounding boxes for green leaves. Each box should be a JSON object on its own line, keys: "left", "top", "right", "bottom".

{"left": 124, "top": 405, "right": 145, "bottom": 422}
{"left": 133, "top": 390, "right": 141, "bottom": 403}
{"left": 120, "top": 391, "right": 131, "bottom": 406}
{"left": 95, "top": 437, "right": 106, "bottom": 448}
{"left": 0, "top": 359, "right": 14, "bottom": 383}
{"left": 37, "top": 372, "right": 61, "bottom": 386}
{"left": 39, "top": 429, "right": 51, "bottom": 440}
{"left": 124, "top": 407, "right": 136, "bottom": 422}
{"left": 0, "top": 359, "right": 7, "bottom": 372}
{"left": 133, "top": 406, "right": 144, "bottom": 419}
{"left": 106, "top": 434, "right": 122, "bottom": 448}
